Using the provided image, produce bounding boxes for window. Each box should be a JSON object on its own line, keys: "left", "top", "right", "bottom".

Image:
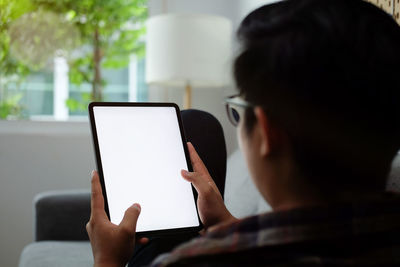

{"left": 4, "top": 57, "right": 147, "bottom": 120}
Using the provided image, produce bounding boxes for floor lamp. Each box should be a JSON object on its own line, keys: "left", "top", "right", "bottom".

{"left": 146, "top": 14, "right": 232, "bottom": 109}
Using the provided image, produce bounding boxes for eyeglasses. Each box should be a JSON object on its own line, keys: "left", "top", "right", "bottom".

{"left": 224, "top": 95, "right": 254, "bottom": 127}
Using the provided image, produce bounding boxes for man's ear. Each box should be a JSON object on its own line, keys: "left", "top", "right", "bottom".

{"left": 253, "top": 107, "right": 284, "bottom": 157}
{"left": 253, "top": 107, "right": 271, "bottom": 157}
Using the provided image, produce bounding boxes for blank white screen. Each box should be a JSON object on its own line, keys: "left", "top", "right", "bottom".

{"left": 93, "top": 106, "right": 200, "bottom": 231}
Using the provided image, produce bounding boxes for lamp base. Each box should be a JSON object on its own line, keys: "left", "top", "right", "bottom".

{"left": 184, "top": 83, "right": 192, "bottom": 109}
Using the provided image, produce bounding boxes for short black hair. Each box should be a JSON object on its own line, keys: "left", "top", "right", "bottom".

{"left": 234, "top": 0, "right": 400, "bottom": 193}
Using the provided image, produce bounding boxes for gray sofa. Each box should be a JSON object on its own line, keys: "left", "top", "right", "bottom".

{"left": 18, "top": 148, "right": 271, "bottom": 267}
{"left": 19, "top": 151, "right": 400, "bottom": 267}
{"left": 19, "top": 190, "right": 93, "bottom": 266}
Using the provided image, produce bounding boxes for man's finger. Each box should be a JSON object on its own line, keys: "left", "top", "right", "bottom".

{"left": 90, "top": 170, "right": 106, "bottom": 217}
{"left": 181, "top": 169, "right": 211, "bottom": 196}
{"left": 138, "top": 237, "right": 149, "bottom": 245}
{"left": 187, "top": 142, "right": 209, "bottom": 174}
{"left": 119, "top": 203, "right": 141, "bottom": 235}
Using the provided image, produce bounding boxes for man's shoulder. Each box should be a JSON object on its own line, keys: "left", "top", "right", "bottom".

{"left": 152, "top": 193, "right": 400, "bottom": 266}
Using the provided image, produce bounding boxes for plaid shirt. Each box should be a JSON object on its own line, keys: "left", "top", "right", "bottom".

{"left": 151, "top": 193, "right": 400, "bottom": 266}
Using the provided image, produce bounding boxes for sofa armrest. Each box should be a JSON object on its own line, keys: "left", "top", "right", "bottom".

{"left": 34, "top": 190, "right": 90, "bottom": 241}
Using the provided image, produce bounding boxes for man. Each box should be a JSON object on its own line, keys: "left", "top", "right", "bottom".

{"left": 86, "top": 0, "right": 400, "bottom": 266}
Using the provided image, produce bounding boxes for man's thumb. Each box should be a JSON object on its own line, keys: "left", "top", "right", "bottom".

{"left": 119, "top": 203, "right": 141, "bottom": 235}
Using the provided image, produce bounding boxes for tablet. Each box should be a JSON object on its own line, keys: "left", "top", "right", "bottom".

{"left": 88, "top": 102, "right": 202, "bottom": 236}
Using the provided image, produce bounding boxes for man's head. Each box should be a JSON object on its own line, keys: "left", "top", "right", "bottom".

{"left": 233, "top": 0, "right": 400, "bottom": 206}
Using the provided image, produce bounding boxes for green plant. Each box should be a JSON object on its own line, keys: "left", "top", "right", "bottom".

{"left": 0, "top": 93, "right": 24, "bottom": 119}
{"left": 0, "top": 0, "right": 33, "bottom": 119}
{"left": 33, "top": 0, "right": 148, "bottom": 111}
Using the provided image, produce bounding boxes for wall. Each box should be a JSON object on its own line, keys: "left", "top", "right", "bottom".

{"left": 0, "top": 120, "right": 95, "bottom": 267}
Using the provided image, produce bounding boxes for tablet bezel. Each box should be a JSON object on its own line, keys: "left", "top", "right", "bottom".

{"left": 88, "top": 102, "right": 203, "bottom": 237}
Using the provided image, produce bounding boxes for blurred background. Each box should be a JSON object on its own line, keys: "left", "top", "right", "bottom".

{"left": 0, "top": 0, "right": 279, "bottom": 265}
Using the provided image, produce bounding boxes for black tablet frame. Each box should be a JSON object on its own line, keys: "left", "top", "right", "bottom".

{"left": 88, "top": 102, "right": 203, "bottom": 237}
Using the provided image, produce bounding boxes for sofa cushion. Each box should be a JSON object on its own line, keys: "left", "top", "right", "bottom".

{"left": 34, "top": 190, "right": 90, "bottom": 241}
{"left": 388, "top": 153, "right": 400, "bottom": 192}
{"left": 19, "top": 241, "right": 92, "bottom": 267}
{"left": 225, "top": 150, "right": 400, "bottom": 218}
{"left": 224, "top": 149, "right": 271, "bottom": 218}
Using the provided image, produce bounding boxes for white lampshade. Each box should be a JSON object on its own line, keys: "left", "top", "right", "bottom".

{"left": 146, "top": 14, "right": 232, "bottom": 88}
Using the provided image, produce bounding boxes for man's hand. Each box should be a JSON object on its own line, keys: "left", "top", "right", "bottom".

{"left": 86, "top": 171, "right": 146, "bottom": 267}
{"left": 181, "top": 142, "right": 237, "bottom": 230}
